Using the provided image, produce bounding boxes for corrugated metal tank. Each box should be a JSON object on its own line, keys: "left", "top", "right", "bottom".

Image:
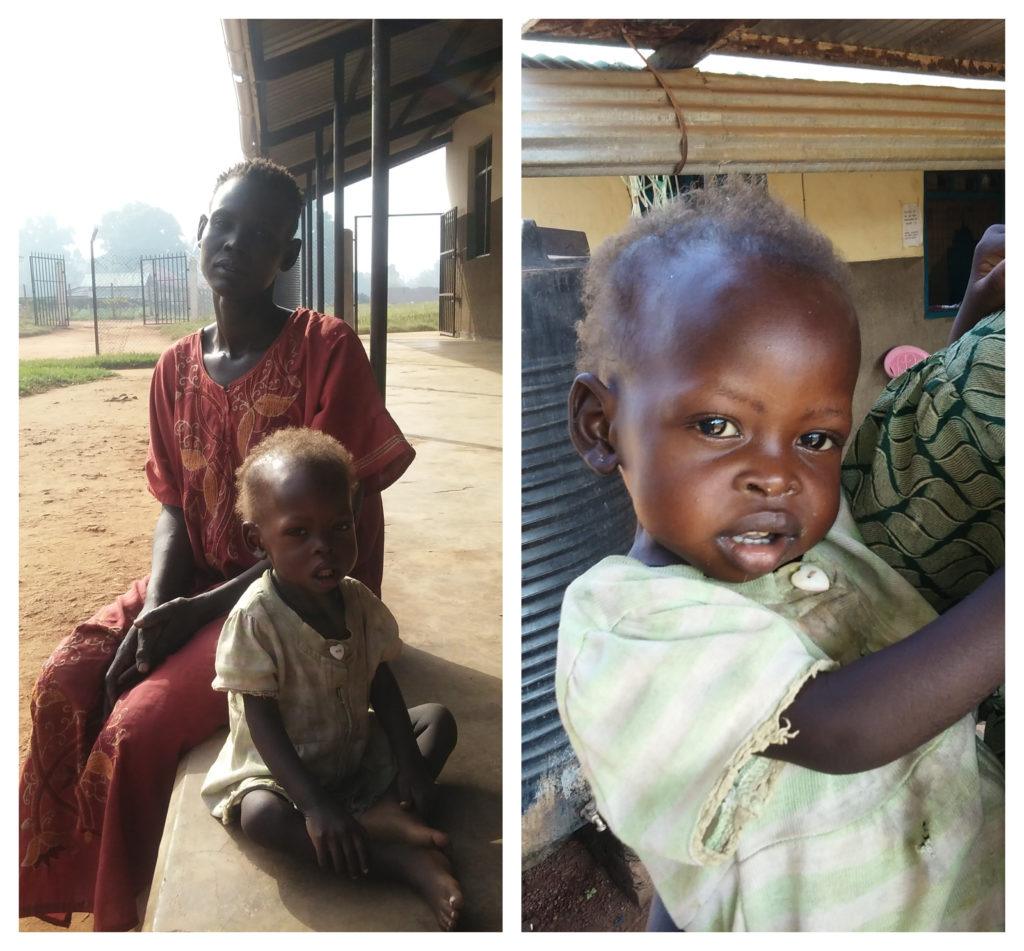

{"left": 523, "top": 67, "right": 1004, "bottom": 176}
{"left": 521, "top": 221, "right": 636, "bottom": 859}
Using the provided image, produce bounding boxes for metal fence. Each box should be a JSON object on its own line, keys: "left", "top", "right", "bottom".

{"left": 28, "top": 254, "right": 70, "bottom": 327}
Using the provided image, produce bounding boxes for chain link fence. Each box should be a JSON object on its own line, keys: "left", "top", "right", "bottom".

{"left": 20, "top": 249, "right": 216, "bottom": 356}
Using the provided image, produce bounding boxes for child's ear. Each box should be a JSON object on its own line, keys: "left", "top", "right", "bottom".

{"left": 280, "top": 237, "right": 302, "bottom": 273}
{"left": 197, "top": 214, "right": 209, "bottom": 243}
{"left": 568, "top": 373, "right": 619, "bottom": 476}
{"left": 241, "top": 521, "right": 266, "bottom": 559}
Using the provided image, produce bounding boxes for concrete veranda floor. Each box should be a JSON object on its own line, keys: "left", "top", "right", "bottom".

{"left": 142, "top": 331, "right": 502, "bottom": 931}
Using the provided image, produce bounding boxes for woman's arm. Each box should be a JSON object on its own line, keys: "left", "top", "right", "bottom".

{"left": 763, "top": 568, "right": 1003, "bottom": 773}
{"left": 104, "top": 504, "right": 195, "bottom": 711}
{"left": 104, "top": 505, "right": 271, "bottom": 711}
{"left": 948, "top": 223, "right": 1004, "bottom": 345}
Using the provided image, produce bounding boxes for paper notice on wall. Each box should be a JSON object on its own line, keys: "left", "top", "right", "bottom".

{"left": 902, "top": 203, "right": 923, "bottom": 248}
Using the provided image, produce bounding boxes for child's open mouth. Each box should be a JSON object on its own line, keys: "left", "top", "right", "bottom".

{"left": 313, "top": 566, "right": 337, "bottom": 583}
{"left": 729, "top": 530, "right": 779, "bottom": 545}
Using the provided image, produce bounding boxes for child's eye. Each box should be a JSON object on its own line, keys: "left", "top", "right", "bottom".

{"left": 799, "top": 432, "right": 836, "bottom": 451}
{"left": 285, "top": 527, "right": 307, "bottom": 537}
{"left": 333, "top": 522, "right": 352, "bottom": 533}
{"left": 696, "top": 417, "right": 740, "bottom": 438}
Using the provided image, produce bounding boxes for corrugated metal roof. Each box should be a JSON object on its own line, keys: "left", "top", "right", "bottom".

{"left": 523, "top": 67, "right": 1004, "bottom": 176}
{"left": 224, "top": 19, "right": 501, "bottom": 193}
{"left": 523, "top": 19, "right": 1003, "bottom": 79}
{"left": 522, "top": 53, "right": 639, "bottom": 72}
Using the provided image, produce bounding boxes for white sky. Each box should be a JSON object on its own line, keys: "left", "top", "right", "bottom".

{"left": 520, "top": 39, "right": 1006, "bottom": 91}
{"left": 11, "top": 14, "right": 450, "bottom": 282}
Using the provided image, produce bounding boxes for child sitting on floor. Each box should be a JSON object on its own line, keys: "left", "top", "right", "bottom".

{"left": 201, "top": 427, "right": 462, "bottom": 930}
{"left": 557, "top": 180, "right": 1003, "bottom": 931}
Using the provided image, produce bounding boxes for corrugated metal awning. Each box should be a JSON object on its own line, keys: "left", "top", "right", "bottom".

{"left": 522, "top": 19, "right": 1004, "bottom": 79}
{"left": 522, "top": 67, "right": 1003, "bottom": 177}
{"left": 223, "top": 19, "right": 501, "bottom": 193}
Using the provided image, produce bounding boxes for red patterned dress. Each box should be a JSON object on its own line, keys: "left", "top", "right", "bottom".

{"left": 20, "top": 309, "right": 414, "bottom": 930}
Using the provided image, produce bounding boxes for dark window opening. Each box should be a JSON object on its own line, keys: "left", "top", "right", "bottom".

{"left": 923, "top": 170, "right": 1003, "bottom": 318}
{"left": 468, "top": 137, "right": 492, "bottom": 258}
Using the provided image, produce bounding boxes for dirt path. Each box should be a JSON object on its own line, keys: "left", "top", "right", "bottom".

{"left": 19, "top": 368, "right": 160, "bottom": 931}
{"left": 19, "top": 320, "right": 187, "bottom": 360}
{"left": 19, "top": 369, "right": 157, "bottom": 759}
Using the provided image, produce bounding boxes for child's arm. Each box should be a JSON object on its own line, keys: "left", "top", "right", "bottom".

{"left": 763, "top": 568, "right": 1003, "bottom": 773}
{"left": 370, "top": 663, "right": 436, "bottom": 814}
{"left": 948, "top": 223, "right": 1004, "bottom": 345}
{"left": 243, "top": 694, "right": 369, "bottom": 877}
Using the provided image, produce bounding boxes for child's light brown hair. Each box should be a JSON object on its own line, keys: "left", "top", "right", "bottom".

{"left": 235, "top": 427, "right": 356, "bottom": 522}
{"left": 576, "top": 177, "right": 853, "bottom": 380}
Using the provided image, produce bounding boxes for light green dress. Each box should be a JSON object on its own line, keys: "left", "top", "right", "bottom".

{"left": 202, "top": 570, "right": 401, "bottom": 822}
{"left": 556, "top": 499, "right": 1004, "bottom": 931}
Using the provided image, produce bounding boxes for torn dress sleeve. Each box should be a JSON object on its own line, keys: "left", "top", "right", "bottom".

{"left": 557, "top": 563, "right": 836, "bottom": 868}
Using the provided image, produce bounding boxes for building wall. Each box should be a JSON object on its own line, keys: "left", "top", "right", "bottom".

{"left": 768, "top": 171, "right": 924, "bottom": 263}
{"left": 767, "top": 172, "right": 948, "bottom": 424}
{"left": 446, "top": 77, "right": 502, "bottom": 338}
{"left": 521, "top": 169, "right": 950, "bottom": 420}
{"left": 521, "top": 176, "right": 632, "bottom": 255}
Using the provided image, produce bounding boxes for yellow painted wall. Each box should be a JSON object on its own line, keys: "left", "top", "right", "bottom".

{"left": 768, "top": 171, "right": 924, "bottom": 263}
{"left": 446, "top": 76, "right": 502, "bottom": 214}
{"left": 521, "top": 176, "right": 632, "bottom": 254}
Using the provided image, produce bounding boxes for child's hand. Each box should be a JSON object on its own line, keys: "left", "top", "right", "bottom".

{"left": 304, "top": 802, "right": 369, "bottom": 878}
{"left": 396, "top": 752, "right": 438, "bottom": 816}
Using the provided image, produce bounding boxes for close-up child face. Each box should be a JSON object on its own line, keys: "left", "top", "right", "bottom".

{"left": 609, "top": 248, "right": 860, "bottom": 583}
{"left": 244, "top": 460, "right": 357, "bottom": 596}
{"left": 199, "top": 175, "right": 299, "bottom": 300}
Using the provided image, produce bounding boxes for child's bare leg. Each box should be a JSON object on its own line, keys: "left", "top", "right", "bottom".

{"left": 359, "top": 796, "right": 449, "bottom": 849}
{"left": 370, "top": 841, "right": 463, "bottom": 931}
{"left": 238, "top": 789, "right": 462, "bottom": 929}
{"left": 408, "top": 703, "right": 457, "bottom": 779}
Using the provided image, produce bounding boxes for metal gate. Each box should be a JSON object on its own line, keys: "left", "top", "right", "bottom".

{"left": 140, "top": 253, "right": 190, "bottom": 323}
{"left": 438, "top": 207, "right": 457, "bottom": 336}
{"left": 28, "top": 254, "right": 70, "bottom": 327}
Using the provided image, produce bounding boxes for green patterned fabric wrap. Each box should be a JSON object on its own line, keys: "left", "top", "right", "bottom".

{"left": 842, "top": 311, "right": 1004, "bottom": 615}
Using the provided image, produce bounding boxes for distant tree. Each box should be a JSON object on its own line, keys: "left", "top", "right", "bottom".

{"left": 96, "top": 202, "right": 187, "bottom": 259}
{"left": 18, "top": 216, "right": 87, "bottom": 293}
{"left": 407, "top": 260, "right": 440, "bottom": 288}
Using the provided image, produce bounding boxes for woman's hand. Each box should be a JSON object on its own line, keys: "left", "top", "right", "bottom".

{"left": 303, "top": 801, "right": 369, "bottom": 878}
{"left": 965, "top": 223, "right": 1005, "bottom": 315}
{"left": 102, "top": 595, "right": 208, "bottom": 717}
{"left": 949, "top": 223, "right": 1005, "bottom": 344}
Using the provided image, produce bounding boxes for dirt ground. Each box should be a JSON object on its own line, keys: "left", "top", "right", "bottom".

{"left": 522, "top": 837, "right": 648, "bottom": 932}
{"left": 19, "top": 319, "right": 185, "bottom": 360}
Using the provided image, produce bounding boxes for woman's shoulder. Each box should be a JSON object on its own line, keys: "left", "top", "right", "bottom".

{"left": 286, "top": 308, "right": 358, "bottom": 348}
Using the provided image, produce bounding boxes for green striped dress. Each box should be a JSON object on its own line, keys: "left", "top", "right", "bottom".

{"left": 556, "top": 499, "right": 1004, "bottom": 931}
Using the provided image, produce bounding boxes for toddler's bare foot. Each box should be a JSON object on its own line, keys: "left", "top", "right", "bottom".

{"left": 360, "top": 799, "right": 449, "bottom": 850}
{"left": 402, "top": 846, "right": 463, "bottom": 931}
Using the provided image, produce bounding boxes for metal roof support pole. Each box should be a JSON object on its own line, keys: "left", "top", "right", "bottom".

{"left": 298, "top": 202, "right": 307, "bottom": 308}
{"left": 369, "top": 20, "right": 390, "bottom": 397}
{"left": 303, "top": 173, "right": 314, "bottom": 308}
{"left": 315, "top": 126, "right": 326, "bottom": 313}
{"left": 333, "top": 50, "right": 346, "bottom": 325}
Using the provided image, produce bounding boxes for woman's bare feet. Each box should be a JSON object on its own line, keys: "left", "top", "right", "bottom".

{"left": 360, "top": 798, "right": 449, "bottom": 850}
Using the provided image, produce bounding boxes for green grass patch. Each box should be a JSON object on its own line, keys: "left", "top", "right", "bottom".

{"left": 20, "top": 353, "right": 160, "bottom": 397}
{"left": 151, "top": 300, "right": 440, "bottom": 342}
{"left": 19, "top": 312, "right": 62, "bottom": 338}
